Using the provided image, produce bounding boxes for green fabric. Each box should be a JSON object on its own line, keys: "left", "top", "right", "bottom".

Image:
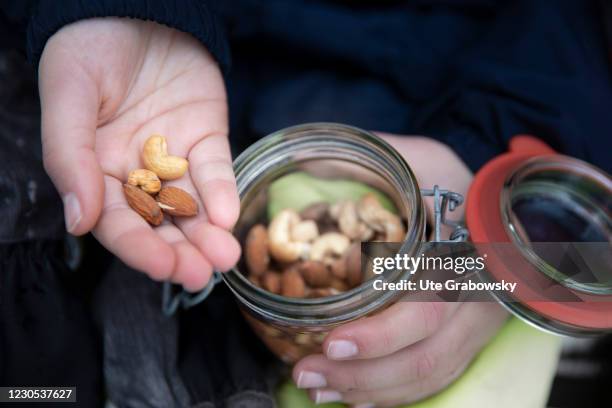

{"left": 267, "top": 172, "right": 397, "bottom": 219}
{"left": 276, "top": 318, "right": 561, "bottom": 408}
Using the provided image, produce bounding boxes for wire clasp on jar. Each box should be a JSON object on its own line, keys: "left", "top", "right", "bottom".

{"left": 420, "top": 185, "right": 469, "bottom": 243}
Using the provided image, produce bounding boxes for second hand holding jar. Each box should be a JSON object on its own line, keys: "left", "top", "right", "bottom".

{"left": 224, "top": 123, "right": 464, "bottom": 363}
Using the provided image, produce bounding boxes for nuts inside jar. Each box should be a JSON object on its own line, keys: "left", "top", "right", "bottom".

{"left": 243, "top": 192, "right": 406, "bottom": 298}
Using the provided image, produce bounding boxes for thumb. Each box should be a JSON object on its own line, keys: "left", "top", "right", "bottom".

{"left": 39, "top": 52, "right": 104, "bottom": 236}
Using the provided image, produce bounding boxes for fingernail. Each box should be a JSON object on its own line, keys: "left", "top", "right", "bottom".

{"left": 63, "top": 193, "right": 82, "bottom": 233}
{"left": 297, "top": 371, "right": 327, "bottom": 389}
{"left": 315, "top": 389, "right": 342, "bottom": 404}
{"left": 327, "top": 339, "right": 358, "bottom": 359}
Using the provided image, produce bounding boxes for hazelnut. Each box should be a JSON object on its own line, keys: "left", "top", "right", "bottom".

{"left": 300, "top": 202, "right": 330, "bottom": 221}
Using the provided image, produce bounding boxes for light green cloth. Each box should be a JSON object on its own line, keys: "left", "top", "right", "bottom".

{"left": 277, "top": 318, "right": 561, "bottom": 408}
{"left": 267, "top": 172, "right": 396, "bottom": 219}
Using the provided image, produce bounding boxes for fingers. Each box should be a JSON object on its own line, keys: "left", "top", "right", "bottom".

{"left": 295, "top": 348, "right": 439, "bottom": 394}
{"left": 94, "top": 176, "right": 221, "bottom": 291}
{"left": 156, "top": 224, "right": 213, "bottom": 292}
{"left": 39, "top": 52, "right": 104, "bottom": 235}
{"left": 188, "top": 133, "right": 240, "bottom": 230}
{"left": 93, "top": 176, "right": 175, "bottom": 280}
{"left": 166, "top": 176, "right": 241, "bottom": 273}
{"left": 293, "top": 302, "right": 509, "bottom": 406}
{"left": 309, "top": 382, "right": 443, "bottom": 407}
{"left": 175, "top": 217, "right": 241, "bottom": 272}
{"left": 322, "top": 302, "right": 459, "bottom": 360}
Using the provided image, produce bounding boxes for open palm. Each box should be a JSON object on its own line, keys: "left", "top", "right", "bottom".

{"left": 39, "top": 18, "right": 240, "bottom": 291}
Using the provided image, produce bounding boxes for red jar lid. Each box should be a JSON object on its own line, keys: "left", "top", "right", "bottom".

{"left": 466, "top": 135, "right": 612, "bottom": 332}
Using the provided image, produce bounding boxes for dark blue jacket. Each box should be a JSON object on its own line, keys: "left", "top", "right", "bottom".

{"left": 3, "top": 0, "right": 612, "bottom": 172}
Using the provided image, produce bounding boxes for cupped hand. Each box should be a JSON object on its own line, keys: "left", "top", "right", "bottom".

{"left": 39, "top": 18, "right": 240, "bottom": 291}
{"left": 293, "top": 135, "right": 508, "bottom": 407}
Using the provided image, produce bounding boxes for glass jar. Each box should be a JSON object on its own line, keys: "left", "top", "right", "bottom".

{"left": 222, "top": 123, "right": 427, "bottom": 362}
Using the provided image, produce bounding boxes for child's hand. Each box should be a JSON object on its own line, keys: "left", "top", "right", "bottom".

{"left": 39, "top": 18, "right": 240, "bottom": 291}
{"left": 293, "top": 135, "right": 508, "bottom": 406}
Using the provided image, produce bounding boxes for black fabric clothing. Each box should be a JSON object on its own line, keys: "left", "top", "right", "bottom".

{"left": 0, "top": 50, "right": 63, "bottom": 243}
{"left": 0, "top": 240, "right": 103, "bottom": 408}
{"left": 94, "top": 259, "right": 191, "bottom": 408}
{"left": 550, "top": 337, "right": 612, "bottom": 407}
{"left": 0, "top": 50, "right": 103, "bottom": 406}
{"left": 94, "top": 258, "right": 279, "bottom": 408}
{"left": 178, "top": 285, "right": 281, "bottom": 407}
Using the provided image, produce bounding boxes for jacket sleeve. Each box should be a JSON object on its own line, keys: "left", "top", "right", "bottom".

{"left": 26, "top": 0, "right": 230, "bottom": 73}
{"left": 413, "top": 0, "right": 612, "bottom": 173}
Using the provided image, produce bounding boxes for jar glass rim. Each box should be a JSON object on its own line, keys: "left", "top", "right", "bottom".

{"left": 224, "top": 123, "right": 426, "bottom": 327}
{"left": 500, "top": 155, "right": 612, "bottom": 295}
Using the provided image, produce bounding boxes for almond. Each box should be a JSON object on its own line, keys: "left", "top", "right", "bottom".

{"left": 281, "top": 268, "right": 306, "bottom": 298}
{"left": 329, "top": 257, "right": 347, "bottom": 279}
{"left": 123, "top": 184, "right": 164, "bottom": 226}
{"left": 245, "top": 224, "right": 269, "bottom": 276}
{"left": 330, "top": 277, "right": 349, "bottom": 292}
{"left": 156, "top": 186, "right": 198, "bottom": 217}
{"left": 262, "top": 271, "right": 281, "bottom": 294}
{"left": 346, "top": 242, "right": 362, "bottom": 287}
{"left": 298, "top": 260, "right": 330, "bottom": 287}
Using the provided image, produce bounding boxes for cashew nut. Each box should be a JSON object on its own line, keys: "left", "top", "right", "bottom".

{"left": 142, "top": 135, "right": 189, "bottom": 180}
{"left": 268, "top": 209, "right": 311, "bottom": 263}
{"left": 330, "top": 200, "right": 374, "bottom": 241}
{"left": 290, "top": 220, "right": 319, "bottom": 242}
{"left": 309, "top": 232, "right": 350, "bottom": 262}
{"left": 328, "top": 202, "right": 342, "bottom": 219}
{"left": 357, "top": 193, "right": 405, "bottom": 242}
{"left": 127, "top": 169, "right": 161, "bottom": 194}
